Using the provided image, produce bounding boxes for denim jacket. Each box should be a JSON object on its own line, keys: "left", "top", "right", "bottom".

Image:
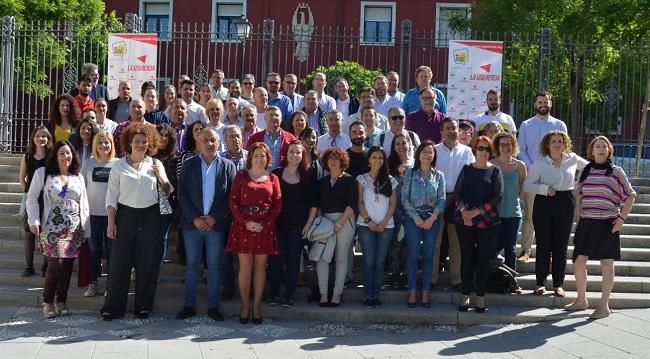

{"left": 401, "top": 167, "right": 446, "bottom": 221}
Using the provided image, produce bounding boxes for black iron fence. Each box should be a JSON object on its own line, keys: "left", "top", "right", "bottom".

{"left": 1, "top": 14, "right": 649, "bottom": 175}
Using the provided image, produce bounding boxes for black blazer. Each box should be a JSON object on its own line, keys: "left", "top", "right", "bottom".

{"left": 107, "top": 97, "right": 132, "bottom": 121}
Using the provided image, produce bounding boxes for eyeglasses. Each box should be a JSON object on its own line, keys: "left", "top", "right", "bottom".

{"left": 390, "top": 115, "right": 405, "bottom": 121}
{"left": 267, "top": 81, "right": 280, "bottom": 85}
{"left": 284, "top": 81, "right": 296, "bottom": 85}
{"left": 476, "top": 146, "right": 491, "bottom": 152}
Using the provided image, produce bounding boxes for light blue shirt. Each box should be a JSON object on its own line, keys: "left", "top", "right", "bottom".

{"left": 268, "top": 93, "right": 294, "bottom": 120}
{"left": 401, "top": 167, "right": 446, "bottom": 221}
{"left": 517, "top": 115, "right": 568, "bottom": 168}
{"left": 403, "top": 86, "right": 447, "bottom": 115}
{"left": 200, "top": 154, "right": 219, "bottom": 215}
{"left": 264, "top": 130, "right": 283, "bottom": 169}
{"left": 281, "top": 91, "right": 304, "bottom": 111}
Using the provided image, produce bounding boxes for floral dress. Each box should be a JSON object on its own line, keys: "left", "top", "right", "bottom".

{"left": 40, "top": 176, "right": 85, "bottom": 258}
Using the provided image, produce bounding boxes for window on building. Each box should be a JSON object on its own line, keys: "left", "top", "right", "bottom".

{"left": 141, "top": 1, "right": 172, "bottom": 40}
{"left": 435, "top": 3, "right": 471, "bottom": 47}
{"left": 360, "top": 2, "right": 396, "bottom": 45}
{"left": 212, "top": 1, "right": 246, "bottom": 41}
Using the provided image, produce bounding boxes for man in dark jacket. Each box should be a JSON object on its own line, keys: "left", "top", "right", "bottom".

{"left": 70, "top": 63, "right": 110, "bottom": 100}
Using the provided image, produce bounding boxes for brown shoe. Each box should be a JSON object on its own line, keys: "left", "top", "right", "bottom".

{"left": 533, "top": 287, "right": 545, "bottom": 296}
{"left": 589, "top": 306, "right": 611, "bottom": 320}
{"left": 553, "top": 287, "right": 566, "bottom": 298}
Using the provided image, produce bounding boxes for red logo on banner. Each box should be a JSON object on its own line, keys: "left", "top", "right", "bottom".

{"left": 137, "top": 55, "right": 147, "bottom": 63}
{"left": 480, "top": 64, "right": 491, "bottom": 72}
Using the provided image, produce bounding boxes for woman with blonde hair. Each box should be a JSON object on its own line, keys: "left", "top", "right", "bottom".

{"left": 80, "top": 131, "right": 118, "bottom": 297}
{"left": 524, "top": 130, "right": 587, "bottom": 297}
{"left": 567, "top": 136, "right": 636, "bottom": 319}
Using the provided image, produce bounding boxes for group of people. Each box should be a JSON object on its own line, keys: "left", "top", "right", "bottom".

{"left": 19, "top": 62, "right": 636, "bottom": 323}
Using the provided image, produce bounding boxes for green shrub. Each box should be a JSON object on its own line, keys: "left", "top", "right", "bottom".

{"left": 300, "top": 61, "right": 384, "bottom": 97}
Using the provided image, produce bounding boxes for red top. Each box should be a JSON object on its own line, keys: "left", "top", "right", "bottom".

{"left": 227, "top": 170, "right": 282, "bottom": 255}
{"left": 75, "top": 95, "right": 95, "bottom": 112}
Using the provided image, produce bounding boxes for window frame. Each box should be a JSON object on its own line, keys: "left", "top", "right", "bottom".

{"left": 359, "top": 1, "right": 396, "bottom": 46}
{"left": 139, "top": 0, "right": 173, "bottom": 42}
{"left": 210, "top": 0, "right": 247, "bottom": 43}
{"left": 435, "top": 2, "right": 471, "bottom": 48}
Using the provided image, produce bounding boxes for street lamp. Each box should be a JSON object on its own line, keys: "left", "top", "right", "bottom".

{"left": 235, "top": 15, "right": 252, "bottom": 80}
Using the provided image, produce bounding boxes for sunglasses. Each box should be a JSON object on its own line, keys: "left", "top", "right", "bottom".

{"left": 390, "top": 115, "right": 405, "bottom": 121}
{"left": 476, "top": 146, "right": 491, "bottom": 152}
{"left": 243, "top": 82, "right": 253, "bottom": 86}
{"left": 267, "top": 81, "right": 280, "bottom": 85}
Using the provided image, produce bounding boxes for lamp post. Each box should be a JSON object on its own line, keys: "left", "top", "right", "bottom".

{"left": 235, "top": 15, "right": 252, "bottom": 80}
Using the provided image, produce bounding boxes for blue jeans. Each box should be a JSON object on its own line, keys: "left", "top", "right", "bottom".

{"left": 269, "top": 229, "right": 302, "bottom": 297}
{"left": 160, "top": 213, "right": 172, "bottom": 265}
{"left": 183, "top": 229, "right": 225, "bottom": 309}
{"left": 404, "top": 216, "right": 441, "bottom": 292}
{"left": 496, "top": 217, "right": 521, "bottom": 271}
{"left": 357, "top": 226, "right": 394, "bottom": 297}
{"left": 89, "top": 215, "right": 112, "bottom": 282}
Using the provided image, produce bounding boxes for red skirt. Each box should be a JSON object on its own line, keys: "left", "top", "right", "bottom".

{"left": 226, "top": 209, "right": 279, "bottom": 255}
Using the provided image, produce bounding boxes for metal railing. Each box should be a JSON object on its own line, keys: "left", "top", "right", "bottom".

{"left": 1, "top": 14, "right": 649, "bottom": 176}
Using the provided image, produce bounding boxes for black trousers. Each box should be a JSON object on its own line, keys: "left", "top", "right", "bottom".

{"left": 102, "top": 203, "right": 162, "bottom": 316}
{"left": 457, "top": 225, "right": 498, "bottom": 296}
{"left": 43, "top": 257, "right": 75, "bottom": 304}
{"left": 532, "top": 191, "right": 574, "bottom": 288}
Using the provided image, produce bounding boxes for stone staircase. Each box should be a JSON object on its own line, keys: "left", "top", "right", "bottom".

{"left": 0, "top": 153, "right": 648, "bottom": 325}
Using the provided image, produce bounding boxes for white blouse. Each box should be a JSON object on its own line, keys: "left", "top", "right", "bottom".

{"left": 524, "top": 152, "right": 588, "bottom": 196}
{"left": 105, "top": 156, "right": 163, "bottom": 210}
{"left": 356, "top": 173, "right": 398, "bottom": 228}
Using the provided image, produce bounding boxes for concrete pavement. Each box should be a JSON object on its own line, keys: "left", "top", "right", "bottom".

{"left": 0, "top": 305, "right": 649, "bottom": 358}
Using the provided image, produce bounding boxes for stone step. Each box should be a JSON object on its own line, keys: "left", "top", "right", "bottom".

{"left": 516, "top": 273, "right": 650, "bottom": 293}
{"left": 0, "top": 156, "right": 21, "bottom": 165}
{"left": 0, "top": 266, "right": 647, "bottom": 312}
{"left": 0, "top": 284, "right": 596, "bottom": 326}
{"left": 0, "top": 203, "right": 22, "bottom": 214}
{"left": 523, "top": 245, "right": 650, "bottom": 262}
{"left": 0, "top": 225, "right": 24, "bottom": 240}
{"left": 634, "top": 186, "right": 650, "bottom": 194}
{"left": 626, "top": 213, "right": 650, "bottom": 225}
{"left": 0, "top": 182, "right": 22, "bottom": 192}
{"left": 516, "top": 259, "right": 650, "bottom": 276}
{"left": 631, "top": 178, "right": 650, "bottom": 187}
{"left": 0, "top": 214, "right": 25, "bottom": 226}
{"left": 0, "top": 192, "right": 24, "bottom": 203}
{"left": 632, "top": 203, "right": 650, "bottom": 214}
{"left": 0, "top": 165, "right": 21, "bottom": 182}
{"left": 637, "top": 193, "right": 650, "bottom": 202}
{"left": 615, "top": 224, "right": 650, "bottom": 235}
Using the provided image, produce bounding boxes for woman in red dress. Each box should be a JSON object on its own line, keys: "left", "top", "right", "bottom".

{"left": 227, "top": 142, "right": 282, "bottom": 324}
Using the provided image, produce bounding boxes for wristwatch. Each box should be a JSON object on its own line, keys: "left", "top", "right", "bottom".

{"left": 363, "top": 217, "right": 371, "bottom": 224}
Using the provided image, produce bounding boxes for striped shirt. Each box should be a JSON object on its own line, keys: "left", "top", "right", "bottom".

{"left": 578, "top": 166, "right": 636, "bottom": 220}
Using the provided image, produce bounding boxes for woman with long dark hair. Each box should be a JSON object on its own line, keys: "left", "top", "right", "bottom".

{"left": 356, "top": 146, "right": 397, "bottom": 307}
{"left": 401, "top": 140, "right": 445, "bottom": 308}
{"left": 27, "top": 140, "right": 90, "bottom": 318}
{"left": 70, "top": 117, "right": 99, "bottom": 166}
{"left": 18, "top": 125, "right": 53, "bottom": 277}
{"left": 48, "top": 94, "right": 81, "bottom": 142}
{"left": 299, "top": 127, "right": 324, "bottom": 179}
{"left": 268, "top": 140, "right": 317, "bottom": 307}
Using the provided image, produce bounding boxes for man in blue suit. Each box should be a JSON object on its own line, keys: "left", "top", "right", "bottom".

{"left": 175, "top": 127, "right": 236, "bottom": 321}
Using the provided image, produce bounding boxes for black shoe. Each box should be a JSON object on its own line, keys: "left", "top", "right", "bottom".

{"left": 373, "top": 298, "right": 382, "bottom": 308}
{"left": 474, "top": 306, "right": 487, "bottom": 313}
{"left": 135, "top": 310, "right": 150, "bottom": 319}
{"left": 21, "top": 268, "right": 35, "bottom": 277}
{"left": 267, "top": 294, "right": 281, "bottom": 306}
{"left": 407, "top": 300, "right": 417, "bottom": 308}
{"left": 207, "top": 308, "right": 224, "bottom": 321}
{"left": 318, "top": 301, "right": 329, "bottom": 308}
{"left": 363, "top": 297, "right": 373, "bottom": 308}
{"left": 420, "top": 301, "right": 431, "bottom": 308}
{"left": 239, "top": 316, "right": 249, "bottom": 324}
{"left": 175, "top": 306, "right": 196, "bottom": 320}
{"left": 220, "top": 288, "right": 234, "bottom": 301}
{"left": 282, "top": 296, "right": 294, "bottom": 308}
{"left": 101, "top": 310, "right": 115, "bottom": 321}
{"left": 458, "top": 305, "right": 469, "bottom": 312}
{"left": 252, "top": 317, "right": 263, "bottom": 325}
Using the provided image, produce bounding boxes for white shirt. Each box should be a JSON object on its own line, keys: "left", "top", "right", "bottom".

{"left": 518, "top": 115, "right": 568, "bottom": 168}
{"left": 336, "top": 97, "right": 351, "bottom": 123}
{"left": 317, "top": 132, "right": 352, "bottom": 154}
{"left": 185, "top": 100, "right": 209, "bottom": 126}
{"left": 256, "top": 112, "right": 266, "bottom": 130}
{"left": 97, "top": 118, "right": 118, "bottom": 134}
{"left": 318, "top": 92, "right": 336, "bottom": 113}
{"left": 435, "top": 142, "right": 475, "bottom": 192}
{"left": 345, "top": 111, "right": 388, "bottom": 135}
{"left": 389, "top": 90, "right": 405, "bottom": 104}
{"left": 474, "top": 111, "right": 517, "bottom": 133}
{"left": 356, "top": 173, "right": 398, "bottom": 228}
{"left": 524, "top": 153, "right": 588, "bottom": 195}
{"left": 374, "top": 95, "right": 403, "bottom": 117}
{"left": 105, "top": 156, "right": 161, "bottom": 209}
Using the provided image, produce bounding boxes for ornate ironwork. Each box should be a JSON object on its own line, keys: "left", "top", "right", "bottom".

{"left": 193, "top": 64, "right": 208, "bottom": 87}
{"left": 400, "top": 20, "right": 412, "bottom": 48}
{"left": 125, "top": 13, "right": 141, "bottom": 33}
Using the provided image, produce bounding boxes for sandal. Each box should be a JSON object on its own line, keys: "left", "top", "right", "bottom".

{"left": 55, "top": 302, "right": 69, "bottom": 316}
{"left": 43, "top": 303, "right": 57, "bottom": 319}
{"left": 554, "top": 287, "right": 566, "bottom": 298}
{"left": 533, "top": 287, "right": 545, "bottom": 296}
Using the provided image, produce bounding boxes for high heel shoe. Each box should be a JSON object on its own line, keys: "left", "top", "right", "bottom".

{"left": 458, "top": 296, "right": 470, "bottom": 312}
{"left": 474, "top": 297, "right": 487, "bottom": 313}
{"left": 239, "top": 308, "right": 249, "bottom": 324}
{"left": 329, "top": 294, "right": 342, "bottom": 308}
{"left": 252, "top": 305, "right": 262, "bottom": 325}
{"left": 407, "top": 292, "right": 417, "bottom": 308}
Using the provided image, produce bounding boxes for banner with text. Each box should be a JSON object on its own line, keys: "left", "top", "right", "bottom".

{"left": 446, "top": 40, "right": 503, "bottom": 118}
{"left": 107, "top": 33, "right": 158, "bottom": 100}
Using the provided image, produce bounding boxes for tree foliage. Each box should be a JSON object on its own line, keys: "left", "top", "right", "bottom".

{"left": 1, "top": 0, "right": 123, "bottom": 97}
{"left": 450, "top": 0, "right": 650, "bottom": 138}
{"left": 300, "top": 61, "right": 384, "bottom": 97}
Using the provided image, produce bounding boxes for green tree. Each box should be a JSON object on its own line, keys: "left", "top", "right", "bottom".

{"left": 450, "top": 0, "right": 650, "bottom": 145}
{"left": 1, "top": 0, "right": 123, "bottom": 97}
{"left": 300, "top": 61, "right": 384, "bottom": 97}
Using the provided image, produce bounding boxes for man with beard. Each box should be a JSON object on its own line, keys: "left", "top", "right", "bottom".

{"left": 346, "top": 121, "right": 369, "bottom": 179}
{"left": 316, "top": 110, "right": 352, "bottom": 154}
{"left": 180, "top": 79, "right": 209, "bottom": 125}
{"left": 386, "top": 71, "right": 405, "bottom": 104}
{"left": 373, "top": 75, "right": 401, "bottom": 117}
{"left": 227, "top": 80, "right": 250, "bottom": 108}
{"left": 474, "top": 90, "right": 517, "bottom": 134}
{"left": 266, "top": 72, "right": 294, "bottom": 120}
{"left": 70, "top": 63, "right": 110, "bottom": 100}
{"left": 169, "top": 99, "right": 188, "bottom": 154}
{"left": 517, "top": 91, "right": 567, "bottom": 263}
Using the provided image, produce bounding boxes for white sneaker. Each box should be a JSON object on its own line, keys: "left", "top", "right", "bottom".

{"left": 84, "top": 283, "right": 97, "bottom": 297}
